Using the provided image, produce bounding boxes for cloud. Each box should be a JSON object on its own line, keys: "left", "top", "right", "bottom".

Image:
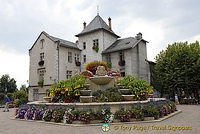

{"left": 0, "top": 0, "right": 200, "bottom": 86}
{"left": 0, "top": 44, "right": 29, "bottom": 88}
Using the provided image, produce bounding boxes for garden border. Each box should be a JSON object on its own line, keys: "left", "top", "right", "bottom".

{"left": 11, "top": 110, "right": 182, "bottom": 127}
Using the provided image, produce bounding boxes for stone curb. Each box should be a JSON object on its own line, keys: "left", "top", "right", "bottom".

{"left": 10, "top": 110, "right": 182, "bottom": 127}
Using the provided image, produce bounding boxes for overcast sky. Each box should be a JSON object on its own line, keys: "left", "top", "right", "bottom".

{"left": 0, "top": 0, "right": 200, "bottom": 87}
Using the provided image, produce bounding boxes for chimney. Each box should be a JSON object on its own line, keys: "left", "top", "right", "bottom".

{"left": 108, "top": 17, "right": 112, "bottom": 31}
{"left": 135, "top": 32, "right": 142, "bottom": 40}
{"left": 83, "top": 22, "right": 86, "bottom": 29}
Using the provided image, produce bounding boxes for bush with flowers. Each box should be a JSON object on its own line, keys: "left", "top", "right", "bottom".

{"left": 85, "top": 61, "right": 108, "bottom": 74}
{"left": 107, "top": 71, "right": 120, "bottom": 77}
{"left": 78, "top": 110, "right": 93, "bottom": 124}
{"left": 15, "top": 100, "right": 177, "bottom": 124}
{"left": 52, "top": 107, "right": 65, "bottom": 123}
{"left": 49, "top": 74, "right": 86, "bottom": 103}
{"left": 43, "top": 109, "right": 53, "bottom": 122}
{"left": 80, "top": 70, "right": 93, "bottom": 77}
{"left": 63, "top": 108, "right": 78, "bottom": 124}
{"left": 117, "top": 75, "right": 153, "bottom": 100}
{"left": 115, "top": 108, "right": 132, "bottom": 122}
{"left": 92, "top": 87, "right": 123, "bottom": 102}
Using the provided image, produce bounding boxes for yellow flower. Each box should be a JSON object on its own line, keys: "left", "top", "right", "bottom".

{"left": 65, "top": 88, "right": 69, "bottom": 91}
{"left": 61, "top": 91, "right": 65, "bottom": 94}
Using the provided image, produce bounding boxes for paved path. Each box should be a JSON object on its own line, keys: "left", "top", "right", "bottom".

{"left": 0, "top": 105, "right": 199, "bottom": 134}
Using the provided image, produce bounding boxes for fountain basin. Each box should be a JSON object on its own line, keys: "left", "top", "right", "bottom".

{"left": 80, "top": 96, "right": 92, "bottom": 103}
{"left": 43, "top": 97, "right": 52, "bottom": 103}
{"left": 122, "top": 95, "right": 135, "bottom": 101}
{"left": 80, "top": 90, "right": 91, "bottom": 96}
{"left": 89, "top": 76, "right": 113, "bottom": 85}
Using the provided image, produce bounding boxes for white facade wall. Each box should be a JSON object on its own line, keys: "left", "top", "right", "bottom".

{"left": 78, "top": 30, "right": 117, "bottom": 71}
{"left": 58, "top": 46, "right": 81, "bottom": 80}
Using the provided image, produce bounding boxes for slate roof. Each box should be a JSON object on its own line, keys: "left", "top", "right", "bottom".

{"left": 29, "top": 31, "right": 81, "bottom": 51}
{"left": 102, "top": 37, "right": 148, "bottom": 54}
{"left": 76, "top": 15, "right": 120, "bottom": 38}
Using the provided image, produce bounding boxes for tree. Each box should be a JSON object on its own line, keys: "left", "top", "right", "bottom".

{"left": 154, "top": 41, "right": 200, "bottom": 100}
{"left": 0, "top": 74, "right": 17, "bottom": 93}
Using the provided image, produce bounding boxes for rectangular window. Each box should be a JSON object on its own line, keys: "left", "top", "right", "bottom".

{"left": 33, "top": 89, "right": 39, "bottom": 101}
{"left": 40, "top": 53, "right": 44, "bottom": 61}
{"left": 93, "top": 39, "right": 99, "bottom": 46}
{"left": 75, "top": 54, "right": 80, "bottom": 62}
{"left": 66, "top": 70, "right": 72, "bottom": 79}
{"left": 83, "top": 42, "right": 86, "bottom": 49}
{"left": 106, "top": 54, "right": 111, "bottom": 63}
{"left": 68, "top": 52, "right": 72, "bottom": 63}
{"left": 83, "top": 55, "right": 86, "bottom": 63}
{"left": 119, "top": 51, "right": 124, "bottom": 61}
{"left": 39, "top": 70, "right": 45, "bottom": 80}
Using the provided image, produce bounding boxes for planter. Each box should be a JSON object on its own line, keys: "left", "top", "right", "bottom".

{"left": 118, "top": 60, "right": 125, "bottom": 66}
{"left": 113, "top": 119, "right": 121, "bottom": 123}
{"left": 73, "top": 120, "right": 82, "bottom": 124}
{"left": 91, "top": 120, "right": 102, "bottom": 124}
{"left": 80, "top": 96, "right": 92, "bottom": 103}
{"left": 43, "top": 97, "right": 52, "bottom": 103}
{"left": 144, "top": 117, "right": 154, "bottom": 121}
{"left": 75, "top": 61, "right": 81, "bottom": 66}
{"left": 119, "top": 89, "right": 131, "bottom": 95}
{"left": 38, "top": 60, "right": 44, "bottom": 66}
{"left": 122, "top": 95, "right": 135, "bottom": 101}
{"left": 80, "top": 90, "right": 91, "bottom": 96}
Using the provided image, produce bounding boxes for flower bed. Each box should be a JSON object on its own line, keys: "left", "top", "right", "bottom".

{"left": 16, "top": 100, "right": 177, "bottom": 124}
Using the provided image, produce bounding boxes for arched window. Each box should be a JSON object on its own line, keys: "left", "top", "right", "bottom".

{"left": 40, "top": 39, "right": 45, "bottom": 49}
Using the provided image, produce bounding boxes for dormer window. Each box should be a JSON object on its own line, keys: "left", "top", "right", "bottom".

{"left": 40, "top": 53, "right": 44, "bottom": 61}
{"left": 83, "top": 42, "right": 86, "bottom": 49}
{"left": 40, "top": 39, "right": 45, "bottom": 49}
{"left": 93, "top": 39, "right": 99, "bottom": 46}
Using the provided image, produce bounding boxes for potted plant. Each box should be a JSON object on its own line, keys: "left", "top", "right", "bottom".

{"left": 38, "top": 79, "right": 44, "bottom": 87}
{"left": 75, "top": 61, "right": 81, "bottom": 66}
{"left": 92, "top": 45, "right": 99, "bottom": 52}
{"left": 38, "top": 60, "right": 44, "bottom": 66}
{"left": 118, "top": 60, "right": 125, "bottom": 66}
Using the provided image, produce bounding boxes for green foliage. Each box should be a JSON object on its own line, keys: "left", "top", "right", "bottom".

{"left": 0, "top": 93, "right": 5, "bottom": 104}
{"left": 50, "top": 74, "right": 86, "bottom": 103}
{"left": 7, "top": 93, "right": 14, "bottom": 101}
{"left": 155, "top": 41, "right": 200, "bottom": 98}
{"left": 14, "top": 90, "right": 28, "bottom": 107}
{"left": 92, "top": 87, "right": 123, "bottom": 102}
{"left": 0, "top": 74, "right": 17, "bottom": 93}
{"left": 117, "top": 75, "right": 153, "bottom": 100}
{"left": 38, "top": 79, "right": 44, "bottom": 87}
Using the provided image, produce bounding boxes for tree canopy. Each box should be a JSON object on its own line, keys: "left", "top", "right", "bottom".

{"left": 0, "top": 74, "right": 17, "bottom": 93}
{"left": 154, "top": 41, "right": 200, "bottom": 98}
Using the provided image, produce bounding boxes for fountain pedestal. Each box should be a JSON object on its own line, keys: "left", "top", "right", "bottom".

{"left": 86, "top": 76, "right": 115, "bottom": 91}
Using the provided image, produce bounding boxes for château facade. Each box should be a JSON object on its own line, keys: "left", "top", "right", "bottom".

{"left": 28, "top": 14, "right": 150, "bottom": 101}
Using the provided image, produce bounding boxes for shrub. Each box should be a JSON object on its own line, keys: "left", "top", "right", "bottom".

{"left": 43, "top": 109, "right": 53, "bottom": 122}
{"left": 0, "top": 93, "right": 5, "bottom": 104}
{"left": 14, "top": 98, "right": 28, "bottom": 107}
{"left": 78, "top": 110, "right": 93, "bottom": 124}
{"left": 80, "top": 71, "right": 93, "bottom": 77}
{"left": 63, "top": 109, "right": 77, "bottom": 124}
{"left": 115, "top": 108, "right": 131, "bottom": 122}
{"left": 85, "top": 61, "right": 108, "bottom": 74}
{"left": 96, "top": 106, "right": 113, "bottom": 123}
{"left": 92, "top": 87, "right": 122, "bottom": 102}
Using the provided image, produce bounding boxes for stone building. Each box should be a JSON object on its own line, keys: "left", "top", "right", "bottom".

{"left": 28, "top": 14, "right": 150, "bottom": 101}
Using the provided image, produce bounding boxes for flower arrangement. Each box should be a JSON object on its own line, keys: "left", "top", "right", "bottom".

{"left": 15, "top": 100, "right": 177, "bottom": 123}
{"left": 42, "top": 109, "right": 53, "bottom": 122}
{"left": 78, "top": 111, "right": 93, "bottom": 124}
{"left": 38, "top": 79, "right": 44, "bottom": 87}
{"left": 52, "top": 109, "right": 64, "bottom": 123}
{"left": 75, "top": 61, "right": 81, "bottom": 66}
{"left": 81, "top": 70, "right": 93, "bottom": 77}
{"left": 117, "top": 75, "right": 153, "bottom": 100}
{"left": 50, "top": 74, "right": 86, "bottom": 103}
{"left": 92, "top": 45, "right": 99, "bottom": 52}
{"left": 92, "top": 87, "right": 123, "bottom": 102}
{"left": 115, "top": 109, "right": 132, "bottom": 122}
{"left": 107, "top": 71, "right": 120, "bottom": 77}
{"left": 118, "top": 60, "right": 125, "bottom": 66}
{"left": 85, "top": 61, "right": 108, "bottom": 74}
{"left": 63, "top": 109, "right": 77, "bottom": 124}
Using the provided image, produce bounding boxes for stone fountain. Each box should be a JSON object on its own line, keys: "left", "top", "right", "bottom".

{"left": 87, "top": 66, "right": 115, "bottom": 91}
